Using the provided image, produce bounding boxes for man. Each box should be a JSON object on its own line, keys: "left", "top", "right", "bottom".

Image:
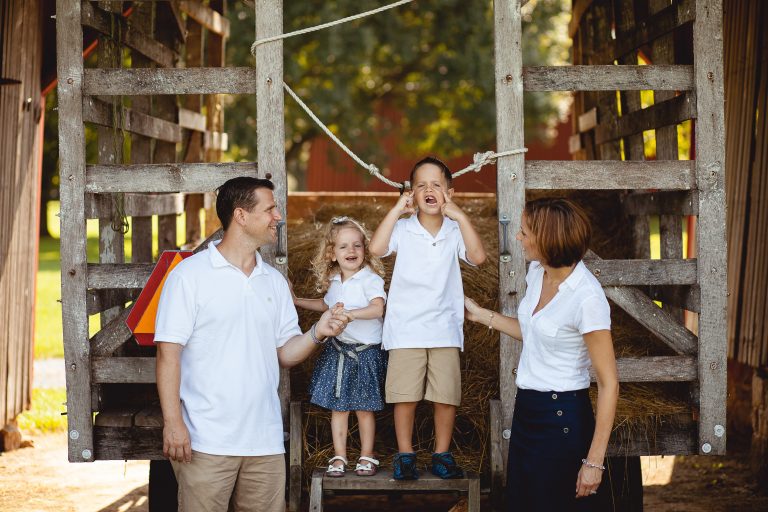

{"left": 155, "top": 177, "right": 348, "bottom": 511}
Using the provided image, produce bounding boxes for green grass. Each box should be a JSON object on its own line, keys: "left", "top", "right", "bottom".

{"left": 16, "top": 388, "right": 68, "bottom": 433}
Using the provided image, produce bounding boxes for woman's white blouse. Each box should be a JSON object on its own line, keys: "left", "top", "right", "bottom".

{"left": 515, "top": 260, "right": 611, "bottom": 392}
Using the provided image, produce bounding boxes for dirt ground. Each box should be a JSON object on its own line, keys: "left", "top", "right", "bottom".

{"left": 1, "top": 433, "right": 767, "bottom": 512}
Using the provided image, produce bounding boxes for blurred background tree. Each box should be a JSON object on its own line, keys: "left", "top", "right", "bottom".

{"left": 225, "top": 0, "right": 571, "bottom": 188}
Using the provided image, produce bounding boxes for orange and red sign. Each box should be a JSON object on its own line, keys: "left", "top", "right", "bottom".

{"left": 126, "top": 250, "right": 193, "bottom": 346}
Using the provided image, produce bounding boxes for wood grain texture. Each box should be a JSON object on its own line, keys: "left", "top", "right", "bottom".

{"left": 523, "top": 65, "right": 694, "bottom": 91}
{"left": 693, "top": 0, "right": 727, "bottom": 455}
{"left": 57, "top": 0, "right": 94, "bottom": 462}
{"left": 85, "top": 162, "right": 258, "bottom": 193}
{"left": 525, "top": 160, "right": 695, "bottom": 190}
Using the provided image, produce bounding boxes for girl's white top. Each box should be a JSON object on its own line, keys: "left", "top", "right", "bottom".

{"left": 324, "top": 266, "right": 386, "bottom": 345}
{"left": 515, "top": 260, "right": 611, "bottom": 392}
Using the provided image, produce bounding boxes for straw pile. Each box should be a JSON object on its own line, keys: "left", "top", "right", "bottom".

{"left": 287, "top": 195, "right": 691, "bottom": 483}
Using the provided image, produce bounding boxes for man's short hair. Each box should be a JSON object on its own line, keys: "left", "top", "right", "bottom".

{"left": 216, "top": 177, "right": 274, "bottom": 230}
{"left": 524, "top": 197, "right": 591, "bottom": 268}
{"left": 409, "top": 156, "right": 453, "bottom": 188}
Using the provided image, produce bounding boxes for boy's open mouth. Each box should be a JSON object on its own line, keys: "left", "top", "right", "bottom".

{"left": 425, "top": 195, "right": 438, "bottom": 205}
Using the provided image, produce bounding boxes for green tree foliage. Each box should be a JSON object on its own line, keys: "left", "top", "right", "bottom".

{"left": 224, "top": 0, "right": 571, "bottom": 187}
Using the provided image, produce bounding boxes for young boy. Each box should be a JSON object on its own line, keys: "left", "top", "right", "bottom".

{"left": 370, "top": 156, "right": 487, "bottom": 480}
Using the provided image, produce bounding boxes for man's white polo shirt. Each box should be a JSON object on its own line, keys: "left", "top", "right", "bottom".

{"left": 323, "top": 266, "right": 386, "bottom": 345}
{"left": 516, "top": 260, "right": 611, "bottom": 392}
{"left": 382, "top": 215, "right": 472, "bottom": 351}
{"left": 154, "top": 241, "right": 301, "bottom": 456}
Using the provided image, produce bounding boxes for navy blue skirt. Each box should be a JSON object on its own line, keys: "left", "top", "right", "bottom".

{"left": 309, "top": 338, "right": 387, "bottom": 412}
{"left": 506, "top": 388, "right": 598, "bottom": 511}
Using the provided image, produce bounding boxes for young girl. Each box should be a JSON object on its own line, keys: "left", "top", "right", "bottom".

{"left": 293, "top": 216, "right": 388, "bottom": 477}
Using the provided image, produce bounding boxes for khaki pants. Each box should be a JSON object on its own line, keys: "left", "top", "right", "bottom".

{"left": 171, "top": 451, "right": 285, "bottom": 512}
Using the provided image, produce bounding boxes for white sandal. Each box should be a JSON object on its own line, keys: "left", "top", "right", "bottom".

{"left": 355, "top": 456, "right": 380, "bottom": 476}
{"left": 326, "top": 455, "right": 348, "bottom": 477}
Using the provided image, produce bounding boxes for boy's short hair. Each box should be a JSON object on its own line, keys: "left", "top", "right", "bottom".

{"left": 409, "top": 156, "right": 453, "bottom": 188}
{"left": 216, "top": 176, "right": 274, "bottom": 230}
{"left": 524, "top": 198, "right": 591, "bottom": 268}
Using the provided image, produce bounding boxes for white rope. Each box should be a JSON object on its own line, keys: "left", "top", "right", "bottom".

{"left": 251, "top": 0, "right": 414, "bottom": 53}
{"left": 452, "top": 148, "right": 528, "bottom": 179}
{"left": 283, "top": 82, "right": 403, "bottom": 189}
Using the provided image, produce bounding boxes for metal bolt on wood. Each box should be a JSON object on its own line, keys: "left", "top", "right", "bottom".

{"left": 69, "top": 430, "right": 79, "bottom": 440}
{"left": 714, "top": 425, "right": 725, "bottom": 437}
{"left": 82, "top": 449, "right": 92, "bottom": 459}
{"left": 702, "top": 443, "right": 712, "bottom": 453}
{"left": 502, "top": 429, "right": 511, "bottom": 440}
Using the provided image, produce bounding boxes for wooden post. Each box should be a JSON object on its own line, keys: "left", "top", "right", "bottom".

{"left": 130, "top": 2, "right": 155, "bottom": 264}
{"left": 493, "top": 0, "right": 525, "bottom": 491}
{"left": 154, "top": 5, "right": 180, "bottom": 252}
{"left": 183, "top": 17, "right": 205, "bottom": 247}
{"left": 205, "top": 0, "right": 226, "bottom": 236}
{"left": 255, "top": 0, "right": 290, "bottom": 422}
{"left": 693, "top": 0, "right": 727, "bottom": 455}
{"left": 96, "top": 1, "right": 125, "bottom": 326}
{"left": 56, "top": 0, "right": 94, "bottom": 462}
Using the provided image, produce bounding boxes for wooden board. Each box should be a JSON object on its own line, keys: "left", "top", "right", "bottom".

{"left": 85, "top": 162, "right": 258, "bottom": 193}
{"left": 525, "top": 160, "right": 695, "bottom": 190}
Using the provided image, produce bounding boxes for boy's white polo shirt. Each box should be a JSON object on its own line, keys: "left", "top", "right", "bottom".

{"left": 382, "top": 215, "right": 471, "bottom": 351}
{"left": 323, "top": 266, "right": 386, "bottom": 345}
{"left": 154, "top": 241, "right": 301, "bottom": 456}
{"left": 515, "top": 260, "right": 612, "bottom": 392}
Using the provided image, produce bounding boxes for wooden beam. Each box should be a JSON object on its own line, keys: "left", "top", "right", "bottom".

{"left": 494, "top": 0, "right": 526, "bottom": 489}
{"left": 90, "top": 420, "right": 697, "bottom": 460}
{"left": 84, "top": 65, "right": 695, "bottom": 96}
{"left": 523, "top": 65, "right": 694, "bottom": 91}
{"left": 86, "top": 192, "right": 185, "bottom": 218}
{"left": 86, "top": 288, "right": 140, "bottom": 316}
{"left": 693, "top": 0, "right": 727, "bottom": 455}
{"left": 525, "top": 160, "right": 695, "bottom": 190}
{"left": 92, "top": 357, "right": 156, "bottom": 383}
{"left": 83, "top": 67, "right": 259, "bottom": 95}
{"left": 594, "top": 92, "right": 696, "bottom": 145}
{"left": 85, "top": 162, "right": 258, "bottom": 193}
{"left": 622, "top": 191, "right": 699, "bottom": 216}
{"left": 90, "top": 308, "right": 134, "bottom": 356}
{"left": 600, "top": 356, "right": 698, "bottom": 382}
{"left": 584, "top": 259, "right": 698, "bottom": 286}
{"left": 57, "top": 0, "right": 94, "bottom": 463}
{"left": 179, "top": 0, "right": 230, "bottom": 37}
{"left": 83, "top": 97, "right": 182, "bottom": 143}
{"left": 88, "top": 263, "right": 154, "bottom": 289}
{"left": 289, "top": 401, "right": 302, "bottom": 512}
{"left": 80, "top": 1, "right": 177, "bottom": 68}
{"left": 178, "top": 108, "right": 207, "bottom": 132}
{"left": 614, "top": 0, "right": 695, "bottom": 60}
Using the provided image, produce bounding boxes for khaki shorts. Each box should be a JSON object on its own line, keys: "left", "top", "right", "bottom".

{"left": 385, "top": 347, "right": 461, "bottom": 406}
{"left": 171, "top": 451, "right": 285, "bottom": 512}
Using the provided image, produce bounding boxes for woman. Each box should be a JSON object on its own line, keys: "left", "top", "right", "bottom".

{"left": 465, "top": 197, "right": 618, "bottom": 510}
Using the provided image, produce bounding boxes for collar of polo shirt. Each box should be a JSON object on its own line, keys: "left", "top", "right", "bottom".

{"left": 403, "top": 214, "right": 457, "bottom": 242}
{"left": 207, "top": 240, "right": 268, "bottom": 275}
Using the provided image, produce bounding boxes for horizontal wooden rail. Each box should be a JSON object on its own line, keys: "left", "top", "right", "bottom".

{"left": 91, "top": 418, "right": 696, "bottom": 460}
{"left": 85, "top": 162, "right": 258, "bottom": 193}
{"left": 88, "top": 264, "right": 154, "bottom": 289}
{"left": 622, "top": 191, "right": 699, "bottom": 216}
{"left": 83, "top": 98, "right": 182, "bottom": 143}
{"left": 86, "top": 288, "right": 140, "bottom": 316}
{"left": 598, "top": 356, "right": 697, "bottom": 382}
{"left": 86, "top": 192, "right": 185, "bottom": 219}
{"left": 85, "top": 65, "right": 694, "bottom": 96}
{"left": 595, "top": 92, "right": 696, "bottom": 145}
{"left": 584, "top": 258, "right": 698, "bottom": 286}
{"left": 81, "top": 1, "right": 176, "bottom": 68}
{"left": 525, "top": 160, "right": 695, "bottom": 190}
{"left": 83, "top": 68, "right": 259, "bottom": 95}
{"left": 92, "top": 355, "right": 697, "bottom": 385}
{"left": 522, "top": 65, "right": 694, "bottom": 91}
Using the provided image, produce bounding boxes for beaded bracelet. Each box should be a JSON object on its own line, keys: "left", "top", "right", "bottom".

{"left": 310, "top": 323, "right": 327, "bottom": 345}
{"left": 581, "top": 459, "right": 606, "bottom": 471}
{"left": 488, "top": 311, "right": 495, "bottom": 331}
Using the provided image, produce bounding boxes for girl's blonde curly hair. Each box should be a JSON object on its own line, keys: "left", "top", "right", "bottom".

{"left": 311, "top": 216, "right": 385, "bottom": 293}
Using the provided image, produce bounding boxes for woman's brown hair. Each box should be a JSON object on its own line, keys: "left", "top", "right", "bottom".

{"left": 524, "top": 198, "right": 591, "bottom": 268}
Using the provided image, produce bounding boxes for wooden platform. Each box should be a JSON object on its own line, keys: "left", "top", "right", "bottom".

{"left": 308, "top": 468, "right": 480, "bottom": 512}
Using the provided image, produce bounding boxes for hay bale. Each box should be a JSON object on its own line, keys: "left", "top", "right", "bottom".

{"left": 287, "top": 196, "right": 691, "bottom": 483}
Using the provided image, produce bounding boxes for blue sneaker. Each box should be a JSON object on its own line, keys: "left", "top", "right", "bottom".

{"left": 431, "top": 452, "right": 464, "bottom": 479}
{"left": 393, "top": 452, "right": 419, "bottom": 480}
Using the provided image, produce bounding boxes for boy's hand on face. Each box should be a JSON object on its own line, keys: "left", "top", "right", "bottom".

{"left": 440, "top": 189, "right": 464, "bottom": 221}
{"left": 394, "top": 191, "right": 416, "bottom": 216}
